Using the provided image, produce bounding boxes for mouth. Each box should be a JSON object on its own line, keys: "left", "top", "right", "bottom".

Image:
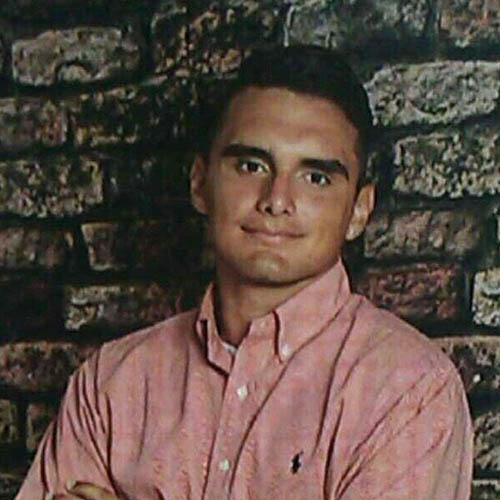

{"left": 241, "top": 225, "right": 303, "bottom": 244}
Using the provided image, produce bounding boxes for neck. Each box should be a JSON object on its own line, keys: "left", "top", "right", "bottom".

{"left": 214, "top": 268, "right": 324, "bottom": 347}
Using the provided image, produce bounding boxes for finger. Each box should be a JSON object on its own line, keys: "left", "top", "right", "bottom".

{"left": 53, "top": 494, "right": 84, "bottom": 500}
{"left": 68, "top": 482, "right": 118, "bottom": 500}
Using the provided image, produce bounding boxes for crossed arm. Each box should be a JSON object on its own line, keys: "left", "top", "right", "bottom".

{"left": 49, "top": 482, "right": 118, "bottom": 500}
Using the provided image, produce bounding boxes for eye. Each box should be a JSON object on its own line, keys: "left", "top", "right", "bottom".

{"left": 304, "top": 171, "right": 331, "bottom": 186}
{"left": 237, "top": 159, "right": 268, "bottom": 175}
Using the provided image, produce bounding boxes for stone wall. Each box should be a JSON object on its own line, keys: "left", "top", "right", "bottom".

{"left": 0, "top": 0, "right": 498, "bottom": 498}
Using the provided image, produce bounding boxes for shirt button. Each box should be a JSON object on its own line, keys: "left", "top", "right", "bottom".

{"left": 219, "top": 458, "right": 230, "bottom": 472}
{"left": 281, "top": 343, "right": 291, "bottom": 358}
{"left": 236, "top": 384, "right": 248, "bottom": 400}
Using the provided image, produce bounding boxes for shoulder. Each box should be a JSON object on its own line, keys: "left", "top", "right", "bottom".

{"left": 77, "top": 309, "right": 200, "bottom": 390}
{"left": 352, "top": 295, "right": 455, "bottom": 372}
{"left": 343, "top": 295, "right": 462, "bottom": 404}
{"left": 339, "top": 295, "right": 469, "bottom": 436}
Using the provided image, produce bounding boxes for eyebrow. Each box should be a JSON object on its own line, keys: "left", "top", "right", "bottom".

{"left": 221, "top": 143, "right": 275, "bottom": 169}
{"left": 221, "top": 143, "right": 350, "bottom": 180}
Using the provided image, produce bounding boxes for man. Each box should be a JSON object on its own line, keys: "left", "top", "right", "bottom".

{"left": 16, "top": 45, "right": 473, "bottom": 500}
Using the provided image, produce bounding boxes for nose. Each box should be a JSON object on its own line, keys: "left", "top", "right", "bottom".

{"left": 257, "top": 171, "right": 295, "bottom": 216}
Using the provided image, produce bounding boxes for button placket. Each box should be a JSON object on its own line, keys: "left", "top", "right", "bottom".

{"left": 203, "top": 316, "right": 277, "bottom": 499}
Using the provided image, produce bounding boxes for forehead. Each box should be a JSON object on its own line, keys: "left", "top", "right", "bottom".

{"left": 214, "top": 87, "right": 361, "bottom": 163}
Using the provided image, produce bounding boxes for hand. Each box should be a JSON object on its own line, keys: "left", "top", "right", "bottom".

{"left": 50, "top": 481, "right": 121, "bottom": 500}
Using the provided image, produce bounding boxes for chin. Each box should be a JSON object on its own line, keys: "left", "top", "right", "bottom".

{"left": 237, "top": 255, "right": 309, "bottom": 288}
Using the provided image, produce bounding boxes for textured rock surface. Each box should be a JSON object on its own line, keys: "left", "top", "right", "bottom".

{"left": 353, "top": 263, "right": 462, "bottom": 322}
{"left": 440, "top": 0, "right": 500, "bottom": 49}
{"left": 288, "top": 0, "right": 429, "bottom": 51}
{"left": 64, "top": 283, "right": 174, "bottom": 331}
{"left": 473, "top": 479, "right": 500, "bottom": 499}
{"left": 26, "top": 402, "right": 57, "bottom": 453}
{"left": 475, "top": 410, "right": 500, "bottom": 473}
{"left": 152, "top": 0, "right": 281, "bottom": 76}
{"left": 0, "top": 400, "right": 18, "bottom": 444}
{"left": 12, "top": 27, "right": 141, "bottom": 86}
{"left": 69, "top": 77, "right": 185, "bottom": 148}
{"left": 364, "top": 210, "right": 481, "bottom": 258}
{"left": 0, "top": 98, "right": 67, "bottom": 152}
{"left": 151, "top": 0, "right": 189, "bottom": 74}
{"left": 0, "top": 227, "right": 73, "bottom": 270}
{"left": 0, "top": 342, "right": 94, "bottom": 392}
{"left": 0, "top": 155, "right": 104, "bottom": 217}
{"left": 437, "top": 337, "right": 500, "bottom": 396}
{"left": 393, "top": 126, "right": 500, "bottom": 198}
{"left": 366, "top": 62, "right": 500, "bottom": 127}
{"left": 187, "top": 2, "right": 281, "bottom": 76}
{"left": 82, "top": 219, "right": 201, "bottom": 272}
{"left": 473, "top": 268, "right": 500, "bottom": 327}
{"left": 0, "top": 280, "right": 64, "bottom": 336}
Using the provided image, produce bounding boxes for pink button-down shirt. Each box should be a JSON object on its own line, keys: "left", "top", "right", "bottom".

{"left": 15, "top": 261, "right": 473, "bottom": 500}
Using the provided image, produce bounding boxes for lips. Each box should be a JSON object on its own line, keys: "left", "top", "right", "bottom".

{"left": 241, "top": 224, "right": 303, "bottom": 242}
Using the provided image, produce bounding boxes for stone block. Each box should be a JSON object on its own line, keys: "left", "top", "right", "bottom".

{"left": 0, "top": 98, "right": 67, "bottom": 153}
{"left": 81, "top": 218, "right": 202, "bottom": 272}
{"left": 473, "top": 480, "right": 500, "bottom": 499}
{"left": 0, "top": 400, "right": 18, "bottom": 444}
{"left": 12, "top": 27, "right": 141, "bottom": 86}
{"left": 474, "top": 409, "right": 500, "bottom": 473}
{"left": 364, "top": 210, "right": 482, "bottom": 259}
{"left": 0, "top": 279, "right": 64, "bottom": 336}
{"left": 440, "top": 0, "right": 500, "bottom": 50}
{"left": 436, "top": 337, "right": 500, "bottom": 396}
{"left": 393, "top": 125, "right": 500, "bottom": 198}
{"left": 151, "top": 0, "right": 189, "bottom": 75}
{"left": 0, "top": 226, "right": 73, "bottom": 270}
{"left": 68, "top": 76, "right": 186, "bottom": 148}
{"left": 152, "top": 0, "right": 282, "bottom": 76}
{"left": 288, "top": 0, "right": 429, "bottom": 52}
{"left": 0, "top": 342, "right": 94, "bottom": 392}
{"left": 64, "top": 283, "right": 174, "bottom": 332}
{"left": 473, "top": 268, "right": 500, "bottom": 327}
{"left": 26, "top": 402, "right": 58, "bottom": 453}
{"left": 0, "top": 155, "right": 104, "bottom": 217}
{"left": 366, "top": 61, "right": 500, "bottom": 127}
{"left": 354, "top": 263, "right": 463, "bottom": 323}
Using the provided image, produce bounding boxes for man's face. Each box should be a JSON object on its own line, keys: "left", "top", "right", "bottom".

{"left": 191, "top": 87, "right": 374, "bottom": 289}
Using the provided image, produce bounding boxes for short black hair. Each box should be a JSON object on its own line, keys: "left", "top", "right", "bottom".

{"left": 196, "top": 44, "right": 373, "bottom": 183}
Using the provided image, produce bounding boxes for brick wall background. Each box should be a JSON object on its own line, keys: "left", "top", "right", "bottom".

{"left": 0, "top": 0, "right": 498, "bottom": 498}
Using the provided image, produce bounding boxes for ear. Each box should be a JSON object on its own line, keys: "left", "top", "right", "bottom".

{"left": 345, "top": 183, "right": 375, "bottom": 241}
{"left": 190, "top": 154, "right": 209, "bottom": 215}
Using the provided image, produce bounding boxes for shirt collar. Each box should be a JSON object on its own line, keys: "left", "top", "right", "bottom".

{"left": 196, "top": 283, "right": 234, "bottom": 374}
{"left": 274, "top": 259, "right": 351, "bottom": 362}
{"left": 195, "top": 260, "right": 352, "bottom": 369}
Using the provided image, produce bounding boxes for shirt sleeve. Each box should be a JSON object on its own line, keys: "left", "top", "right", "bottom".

{"left": 335, "top": 364, "right": 473, "bottom": 500}
{"left": 14, "top": 350, "right": 115, "bottom": 500}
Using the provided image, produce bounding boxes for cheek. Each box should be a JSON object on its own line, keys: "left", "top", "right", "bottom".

{"left": 212, "top": 179, "right": 258, "bottom": 221}
{"left": 301, "top": 195, "right": 352, "bottom": 240}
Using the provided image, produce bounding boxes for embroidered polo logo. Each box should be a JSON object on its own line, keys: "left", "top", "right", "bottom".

{"left": 291, "top": 451, "right": 304, "bottom": 474}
